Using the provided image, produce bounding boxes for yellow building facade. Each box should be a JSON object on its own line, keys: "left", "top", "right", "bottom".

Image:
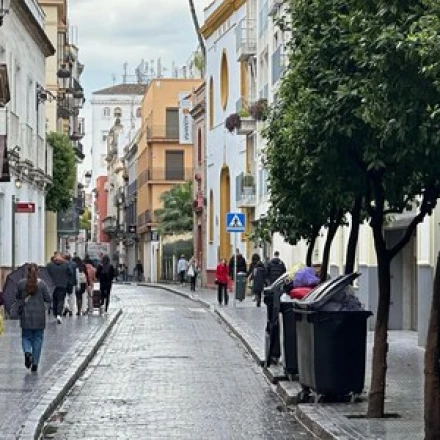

{"left": 137, "top": 79, "right": 202, "bottom": 282}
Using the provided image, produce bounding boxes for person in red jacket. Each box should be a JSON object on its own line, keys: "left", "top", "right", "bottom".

{"left": 215, "top": 258, "right": 229, "bottom": 306}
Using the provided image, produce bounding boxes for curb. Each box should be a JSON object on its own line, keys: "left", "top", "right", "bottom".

{"left": 17, "top": 308, "right": 123, "bottom": 440}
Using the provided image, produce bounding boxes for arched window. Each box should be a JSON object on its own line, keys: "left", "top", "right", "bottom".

{"left": 209, "top": 77, "right": 214, "bottom": 129}
{"left": 197, "top": 128, "right": 202, "bottom": 166}
{"left": 220, "top": 51, "right": 229, "bottom": 110}
{"left": 209, "top": 190, "right": 214, "bottom": 243}
{"left": 103, "top": 107, "right": 110, "bottom": 118}
{"left": 114, "top": 107, "right": 122, "bottom": 118}
{"left": 136, "top": 107, "right": 142, "bottom": 118}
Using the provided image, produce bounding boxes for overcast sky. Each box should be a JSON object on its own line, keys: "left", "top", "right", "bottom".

{"left": 70, "top": 0, "right": 205, "bottom": 95}
{"left": 70, "top": 0, "right": 206, "bottom": 176}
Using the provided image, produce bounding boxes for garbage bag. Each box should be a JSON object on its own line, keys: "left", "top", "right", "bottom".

{"left": 293, "top": 267, "right": 320, "bottom": 288}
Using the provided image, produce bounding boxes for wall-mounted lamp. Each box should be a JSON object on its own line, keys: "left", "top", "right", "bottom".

{"left": 57, "top": 64, "right": 71, "bottom": 91}
{"left": 15, "top": 176, "right": 22, "bottom": 189}
{"left": 84, "top": 171, "right": 92, "bottom": 187}
{"left": 0, "top": 0, "right": 10, "bottom": 26}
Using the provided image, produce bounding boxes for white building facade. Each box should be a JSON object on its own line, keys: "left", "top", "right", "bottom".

{"left": 89, "top": 84, "right": 146, "bottom": 241}
{"left": 0, "top": 0, "right": 55, "bottom": 273}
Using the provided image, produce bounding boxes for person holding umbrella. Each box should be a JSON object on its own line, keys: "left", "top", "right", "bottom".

{"left": 16, "top": 263, "right": 51, "bottom": 372}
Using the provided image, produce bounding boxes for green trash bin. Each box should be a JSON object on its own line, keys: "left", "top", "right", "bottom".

{"left": 236, "top": 272, "right": 247, "bottom": 301}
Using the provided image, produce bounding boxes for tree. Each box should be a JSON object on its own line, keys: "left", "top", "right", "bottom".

{"left": 266, "top": 0, "right": 440, "bottom": 418}
{"left": 45, "top": 133, "right": 76, "bottom": 212}
{"left": 155, "top": 181, "right": 193, "bottom": 236}
{"left": 80, "top": 207, "right": 91, "bottom": 239}
{"left": 188, "top": 0, "right": 206, "bottom": 66}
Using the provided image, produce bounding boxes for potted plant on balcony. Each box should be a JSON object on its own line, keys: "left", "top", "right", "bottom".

{"left": 242, "top": 173, "right": 255, "bottom": 198}
{"left": 225, "top": 113, "right": 241, "bottom": 133}
{"left": 249, "top": 98, "right": 268, "bottom": 121}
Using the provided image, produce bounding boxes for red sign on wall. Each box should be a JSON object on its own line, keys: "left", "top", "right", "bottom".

{"left": 15, "top": 202, "right": 35, "bottom": 213}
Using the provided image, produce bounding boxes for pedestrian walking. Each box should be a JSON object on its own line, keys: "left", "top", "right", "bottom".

{"left": 266, "top": 251, "right": 287, "bottom": 285}
{"left": 251, "top": 255, "right": 267, "bottom": 307}
{"left": 84, "top": 256, "right": 97, "bottom": 314}
{"left": 46, "top": 252, "right": 71, "bottom": 324}
{"left": 228, "top": 248, "right": 247, "bottom": 280}
{"left": 247, "top": 253, "right": 260, "bottom": 301}
{"left": 215, "top": 258, "right": 229, "bottom": 306}
{"left": 187, "top": 256, "right": 199, "bottom": 291}
{"left": 73, "top": 257, "right": 90, "bottom": 316}
{"left": 63, "top": 254, "right": 79, "bottom": 317}
{"left": 96, "top": 255, "right": 116, "bottom": 315}
{"left": 135, "top": 260, "right": 144, "bottom": 282}
{"left": 177, "top": 255, "right": 189, "bottom": 285}
{"left": 16, "top": 263, "right": 51, "bottom": 371}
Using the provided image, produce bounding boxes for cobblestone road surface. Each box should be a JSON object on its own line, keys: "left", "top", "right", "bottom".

{"left": 46, "top": 285, "right": 313, "bottom": 439}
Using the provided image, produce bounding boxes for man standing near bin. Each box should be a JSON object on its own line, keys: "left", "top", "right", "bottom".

{"left": 228, "top": 249, "right": 247, "bottom": 280}
{"left": 266, "top": 251, "right": 287, "bottom": 285}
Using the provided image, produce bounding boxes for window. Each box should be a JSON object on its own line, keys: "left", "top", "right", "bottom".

{"left": 103, "top": 107, "right": 110, "bottom": 118}
{"left": 220, "top": 51, "right": 229, "bottom": 110}
{"left": 209, "top": 77, "right": 214, "bottom": 129}
{"left": 102, "top": 130, "right": 109, "bottom": 142}
{"left": 136, "top": 107, "right": 142, "bottom": 118}
{"left": 197, "top": 128, "right": 202, "bottom": 166}
{"left": 114, "top": 107, "right": 122, "bottom": 118}
{"left": 209, "top": 190, "right": 214, "bottom": 243}
{"left": 165, "top": 108, "right": 179, "bottom": 139}
{"left": 165, "top": 151, "right": 184, "bottom": 180}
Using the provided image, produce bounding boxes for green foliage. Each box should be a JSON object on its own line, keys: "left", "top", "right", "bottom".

{"left": 155, "top": 181, "right": 193, "bottom": 235}
{"left": 45, "top": 132, "right": 76, "bottom": 212}
{"left": 79, "top": 207, "right": 91, "bottom": 231}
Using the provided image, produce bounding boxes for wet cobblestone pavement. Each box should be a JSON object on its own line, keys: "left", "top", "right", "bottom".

{"left": 48, "top": 285, "right": 313, "bottom": 439}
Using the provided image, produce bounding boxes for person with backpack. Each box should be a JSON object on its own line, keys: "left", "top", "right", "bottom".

{"left": 73, "top": 257, "right": 90, "bottom": 316}
{"left": 96, "top": 255, "right": 116, "bottom": 315}
{"left": 63, "top": 254, "right": 79, "bottom": 317}
{"left": 266, "top": 251, "right": 287, "bottom": 285}
{"left": 16, "top": 264, "right": 51, "bottom": 371}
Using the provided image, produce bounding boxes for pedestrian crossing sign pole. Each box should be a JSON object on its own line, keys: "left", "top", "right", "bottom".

{"left": 226, "top": 212, "right": 246, "bottom": 307}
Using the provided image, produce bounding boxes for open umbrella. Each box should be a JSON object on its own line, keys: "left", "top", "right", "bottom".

{"left": 2, "top": 264, "right": 54, "bottom": 315}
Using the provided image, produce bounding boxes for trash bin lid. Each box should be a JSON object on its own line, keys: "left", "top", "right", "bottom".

{"left": 293, "top": 272, "right": 360, "bottom": 311}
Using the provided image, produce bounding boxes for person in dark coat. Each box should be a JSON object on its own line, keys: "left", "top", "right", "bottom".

{"left": 228, "top": 249, "right": 247, "bottom": 280}
{"left": 46, "top": 252, "right": 70, "bottom": 324}
{"left": 96, "top": 255, "right": 116, "bottom": 314}
{"left": 251, "top": 255, "right": 267, "bottom": 307}
{"left": 16, "top": 264, "right": 51, "bottom": 372}
{"left": 266, "top": 251, "right": 287, "bottom": 285}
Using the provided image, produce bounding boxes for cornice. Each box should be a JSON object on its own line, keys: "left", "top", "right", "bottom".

{"left": 201, "top": 0, "right": 246, "bottom": 39}
{"left": 12, "top": 0, "right": 56, "bottom": 57}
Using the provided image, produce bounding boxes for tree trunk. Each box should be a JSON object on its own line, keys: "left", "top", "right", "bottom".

{"left": 367, "top": 226, "right": 391, "bottom": 418}
{"left": 425, "top": 252, "right": 440, "bottom": 439}
{"left": 345, "top": 195, "right": 362, "bottom": 275}
{"left": 320, "top": 220, "right": 339, "bottom": 283}
{"left": 306, "top": 231, "right": 318, "bottom": 266}
{"left": 188, "top": 0, "right": 206, "bottom": 62}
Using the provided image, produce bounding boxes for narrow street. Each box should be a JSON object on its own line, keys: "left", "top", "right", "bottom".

{"left": 45, "top": 285, "right": 312, "bottom": 439}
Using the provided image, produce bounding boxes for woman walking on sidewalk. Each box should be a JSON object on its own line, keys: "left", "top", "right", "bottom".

{"left": 17, "top": 264, "right": 51, "bottom": 372}
{"left": 215, "top": 258, "right": 229, "bottom": 306}
{"left": 96, "top": 255, "right": 116, "bottom": 315}
{"left": 74, "top": 257, "right": 90, "bottom": 316}
{"left": 187, "top": 256, "right": 199, "bottom": 291}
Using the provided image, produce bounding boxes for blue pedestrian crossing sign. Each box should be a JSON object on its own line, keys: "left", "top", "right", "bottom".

{"left": 226, "top": 212, "right": 246, "bottom": 233}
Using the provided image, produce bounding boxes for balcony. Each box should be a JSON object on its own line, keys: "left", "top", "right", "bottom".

{"left": 236, "top": 19, "right": 257, "bottom": 62}
{"left": 9, "top": 111, "right": 19, "bottom": 148}
{"left": 236, "top": 173, "right": 256, "bottom": 208}
{"left": 70, "top": 117, "right": 85, "bottom": 141}
{"left": 75, "top": 193, "right": 86, "bottom": 215}
{"left": 237, "top": 117, "right": 256, "bottom": 136}
{"left": 36, "top": 135, "right": 45, "bottom": 171}
{"left": 146, "top": 124, "right": 179, "bottom": 141}
{"left": 137, "top": 210, "right": 153, "bottom": 228}
{"left": 20, "top": 123, "right": 34, "bottom": 165}
{"left": 102, "top": 215, "right": 117, "bottom": 235}
{"left": 272, "top": 45, "right": 286, "bottom": 85}
{"left": 147, "top": 167, "right": 192, "bottom": 182}
{"left": 193, "top": 191, "right": 205, "bottom": 213}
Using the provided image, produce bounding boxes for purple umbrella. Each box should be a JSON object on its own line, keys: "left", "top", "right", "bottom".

{"left": 2, "top": 264, "right": 54, "bottom": 315}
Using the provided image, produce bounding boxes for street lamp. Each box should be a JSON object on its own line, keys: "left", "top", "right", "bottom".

{"left": 84, "top": 171, "right": 91, "bottom": 187}
{"left": 57, "top": 64, "right": 71, "bottom": 92}
{"left": 0, "top": 0, "right": 10, "bottom": 26}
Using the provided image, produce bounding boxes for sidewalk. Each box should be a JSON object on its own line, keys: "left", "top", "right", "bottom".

{"left": 147, "top": 282, "right": 424, "bottom": 440}
{"left": 0, "top": 305, "right": 121, "bottom": 440}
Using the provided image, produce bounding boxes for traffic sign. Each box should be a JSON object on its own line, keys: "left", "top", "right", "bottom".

{"left": 226, "top": 212, "right": 246, "bottom": 233}
{"left": 15, "top": 202, "right": 35, "bottom": 213}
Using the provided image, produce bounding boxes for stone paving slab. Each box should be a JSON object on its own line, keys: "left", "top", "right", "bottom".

{"left": 0, "top": 305, "right": 122, "bottom": 440}
{"left": 143, "top": 283, "right": 425, "bottom": 440}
